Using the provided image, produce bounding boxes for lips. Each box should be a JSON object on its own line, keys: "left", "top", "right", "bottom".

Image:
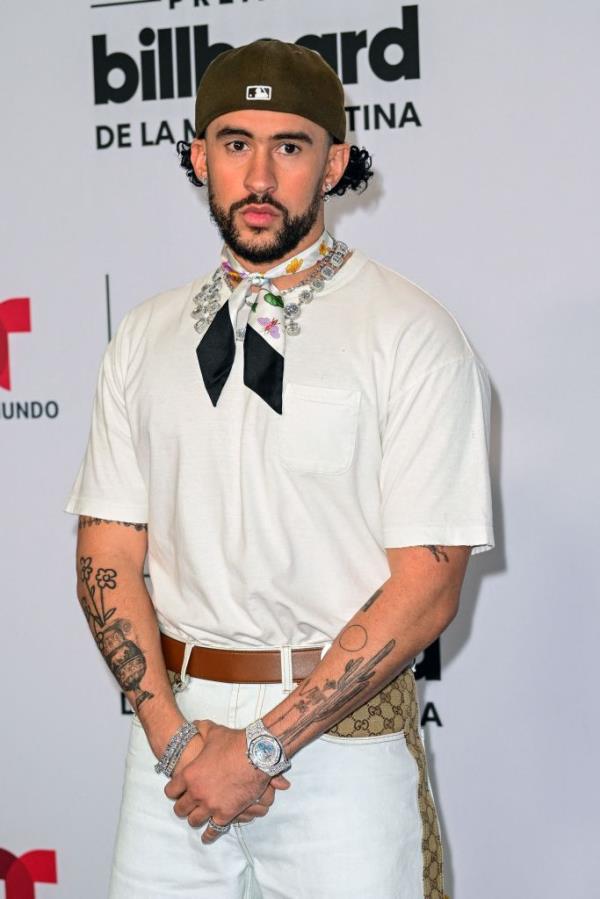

{"left": 240, "top": 205, "right": 280, "bottom": 226}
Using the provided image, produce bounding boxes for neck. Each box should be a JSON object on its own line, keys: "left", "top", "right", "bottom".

{"left": 227, "top": 220, "right": 328, "bottom": 291}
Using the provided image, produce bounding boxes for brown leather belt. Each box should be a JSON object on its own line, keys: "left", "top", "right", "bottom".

{"left": 160, "top": 633, "right": 321, "bottom": 684}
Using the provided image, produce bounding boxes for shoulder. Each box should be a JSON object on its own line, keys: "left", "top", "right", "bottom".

{"left": 349, "top": 252, "right": 484, "bottom": 380}
{"left": 108, "top": 272, "right": 211, "bottom": 360}
{"left": 123, "top": 274, "right": 209, "bottom": 333}
{"left": 354, "top": 254, "right": 471, "bottom": 349}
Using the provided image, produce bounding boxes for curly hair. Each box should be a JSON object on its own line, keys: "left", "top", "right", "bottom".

{"left": 326, "top": 143, "right": 374, "bottom": 196}
{"left": 175, "top": 139, "right": 374, "bottom": 197}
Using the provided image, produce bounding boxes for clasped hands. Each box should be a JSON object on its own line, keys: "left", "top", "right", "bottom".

{"left": 164, "top": 720, "right": 290, "bottom": 844}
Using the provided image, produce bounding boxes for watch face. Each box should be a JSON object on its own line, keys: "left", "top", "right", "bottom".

{"left": 250, "top": 734, "right": 282, "bottom": 768}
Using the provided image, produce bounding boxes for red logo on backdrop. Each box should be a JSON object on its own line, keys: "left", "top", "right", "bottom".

{"left": 0, "top": 298, "right": 31, "bottom": 391}
{"left": 0, "top": 849, "right": 57, "bottom": 898}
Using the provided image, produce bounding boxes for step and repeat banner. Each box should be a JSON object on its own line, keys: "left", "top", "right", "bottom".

{"left": 1, "top": 1, "right": 598, "bottom": 896}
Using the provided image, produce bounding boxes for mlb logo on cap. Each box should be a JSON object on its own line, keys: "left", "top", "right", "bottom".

{"left": 246, "top": 85, "right": 272, "bottom": 100}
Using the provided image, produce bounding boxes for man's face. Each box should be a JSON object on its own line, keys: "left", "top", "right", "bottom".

{"left": 191, "top": 110, "right": 344, "bottom": 266}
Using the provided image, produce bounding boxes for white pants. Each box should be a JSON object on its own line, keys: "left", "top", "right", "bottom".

{"left": 109, "top": 674, "right": 441, "bottom": 898}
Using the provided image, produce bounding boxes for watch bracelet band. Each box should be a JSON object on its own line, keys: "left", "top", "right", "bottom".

{"left": 246, "top": 718, "right": 268, "bottom": 743}
{"left": 154, "top": 720, "right": 199, "bottom": 777}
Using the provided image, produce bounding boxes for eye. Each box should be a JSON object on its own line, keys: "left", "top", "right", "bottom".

{"left": 226, "top": 140, "right": 248, "bottom": 152}
{"left": 279, "top": 143, "right": 300, "bottom": 156}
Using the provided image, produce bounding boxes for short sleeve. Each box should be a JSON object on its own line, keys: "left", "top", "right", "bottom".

{"left": 380, "top": 354, "right": 494, "bottom": 554}
{"left": 65, "top": 318, "right": 148, "bottom": 523}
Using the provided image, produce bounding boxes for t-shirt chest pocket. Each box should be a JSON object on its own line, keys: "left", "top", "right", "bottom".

{"left": 278, "top": 383, "right": 361, "bottom": 475}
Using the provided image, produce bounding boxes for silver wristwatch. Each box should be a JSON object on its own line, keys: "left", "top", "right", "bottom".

{"left": 245, "top": 719, "right": 291, "bottom": 777}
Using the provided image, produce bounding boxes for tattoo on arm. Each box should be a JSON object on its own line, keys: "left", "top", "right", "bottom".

{"left": 270, "top": 639, "right": 396, "bottom": 748}
{"left": 78, "top": 556, "right": 154, "bottom": 710}
{"left": 422, "top": 545, "right": 450, "bottom": 563}
{"left": 363, "top": 548, "right": 451, "bottom": 617}
{"left": 78, "top": 516, "right": 147, "bottom": 531}
{"left": 361, "top": 588, "right": 383, "bottom": 612}
{"left": 338, "top": 624, "right": 368, "bottom": 652}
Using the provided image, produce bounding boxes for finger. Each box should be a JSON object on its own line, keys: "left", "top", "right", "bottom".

{"left": 201, "top": 819, "right": 231, "bottom": 845}
{"left": 202, "top": 828, "right": 221, "bottom": 845}
{"left": 233, "top": 813, "right": 255, "bottom": 824}
{"left": 241, "top": 791, "right": 273, "bottom": 817}
{"left": 173, "top": 795, "right": 198, "bottom": 819}
{"left": 270, "top": 774, "right": 291, "bottom": 790}
{"left": 164, "top": 774, "right": 185, "bottom": 800}
{"left": 255, "top": 787, "right": 275, "bottom": 809}
{"left": 187, "top": 807, "right": 209, "bottom": 829}
{"left": 243, "top": 803, "right": 269, "bottom": 818}
{"left": 192, "top": 719, "right": 215, "bottom": 739}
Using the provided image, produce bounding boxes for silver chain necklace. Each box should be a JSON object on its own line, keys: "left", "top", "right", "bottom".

{"left": 191, "top": 239, "right": 350, "bottom": 340}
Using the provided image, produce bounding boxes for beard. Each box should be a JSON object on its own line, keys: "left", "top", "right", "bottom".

{"left": 208, "top": 180, "right": 323, "bottom": 265}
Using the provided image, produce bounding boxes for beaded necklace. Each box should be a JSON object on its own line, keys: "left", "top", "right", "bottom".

{"left": 191, "top": 238, "right": 350, "bottom": 341}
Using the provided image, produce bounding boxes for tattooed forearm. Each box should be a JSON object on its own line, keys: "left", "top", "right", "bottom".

{"left": 422, "top": 545, "right": 450, "bottom": 563}
{"left": 78, "top": 556, "right": 154, "bottom": 710}
{"left": 361, "top": 587, "right": 383, "bottom": 612}
{"left": 78, "top": 516, "right": 147, "bottom": 531}
{"left": 271, "top": 640, "right": 396, "bottom": 748}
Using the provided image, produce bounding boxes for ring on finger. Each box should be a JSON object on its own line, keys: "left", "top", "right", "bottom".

{"left": 207, "top": 817, "right": 231, "bottom": 835}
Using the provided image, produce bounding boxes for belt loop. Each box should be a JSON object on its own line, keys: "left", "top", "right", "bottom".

{"left": 172, "top": 641, "right": 193, "bottom": 694}
{"left": 280, "top": 645, "right": 294, "bottom": 695}
{"left": 254, "top": 683, "right": 267, "bottom": 720}
{"left": 320, "top": 641, "right": 332, "bottom": 661}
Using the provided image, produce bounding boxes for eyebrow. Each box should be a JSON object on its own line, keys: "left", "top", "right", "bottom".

{"left": 214, "top": 127, "right": 314, "bottom": 145}
{"left": 271, "top": 131, "right": 313, "bottom": 144}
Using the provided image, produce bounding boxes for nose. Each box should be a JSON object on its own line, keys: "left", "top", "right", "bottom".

{"left": 243, "top": 147, "right": 277, "bottom": 198}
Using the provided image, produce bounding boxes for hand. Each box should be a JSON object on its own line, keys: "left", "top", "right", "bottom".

{"left": 164, "top": 720, "right": 291, "bottom": 844}
{"left": 224, "top": 781, "right": 281, "bottom": 831}
{"left": 172, "top": 733, "right": 278, "bottom": 829}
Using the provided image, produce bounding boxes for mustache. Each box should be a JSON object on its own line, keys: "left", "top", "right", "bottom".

{"left": 229, "top": 194, "right": 288, "bottom": 215}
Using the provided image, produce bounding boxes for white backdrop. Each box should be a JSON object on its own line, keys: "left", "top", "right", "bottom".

{"left": 1, "top": 1, "right": 598, "bottom": 896}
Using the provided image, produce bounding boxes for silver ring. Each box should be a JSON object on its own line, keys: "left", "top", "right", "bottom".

{"left": 207, "top": 817, "right": 231, "bottom": 835}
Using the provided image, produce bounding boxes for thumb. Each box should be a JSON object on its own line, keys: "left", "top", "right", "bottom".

{"left": 271, "top": 774, "right": 291, "bottom": 790}
{"left": 192, "top": 718, "right": 214, "bottom": 738}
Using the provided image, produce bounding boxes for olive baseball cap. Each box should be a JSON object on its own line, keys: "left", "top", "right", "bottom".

{"left": 194, "top": 39, "right": 346, "bottom": 142}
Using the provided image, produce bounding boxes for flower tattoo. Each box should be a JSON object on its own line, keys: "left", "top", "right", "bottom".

{"left": 80, "top": 557, "right": 93, "bottom": 581}
{"left": 95, "top": 568, "right": 117, "bottom": 590}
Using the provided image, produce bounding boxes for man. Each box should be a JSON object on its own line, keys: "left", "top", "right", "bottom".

{"left": 67, "top": 39, "right": 493, "bottom": 899}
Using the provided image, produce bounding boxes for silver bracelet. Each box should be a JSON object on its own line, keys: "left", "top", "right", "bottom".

{"left": 154, "top": 721, "right": 199, "bottom": 777}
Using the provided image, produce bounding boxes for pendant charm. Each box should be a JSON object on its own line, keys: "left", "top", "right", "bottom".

{"left": 284, "top": 302, "right": 301, "bottom": 321}
{"left": 191, "top": 273, "right": 224, "bottom": 332}
{"left": 298, "top": 288, "right": 314, "bottom": 304}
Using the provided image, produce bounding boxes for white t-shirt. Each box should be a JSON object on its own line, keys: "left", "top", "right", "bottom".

{"left": 66, "top": 251, "right": 494, "bottom": 649}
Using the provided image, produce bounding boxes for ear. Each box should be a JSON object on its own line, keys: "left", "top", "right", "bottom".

{"left": 190, "top": 138, "right": 208, "bottom": 182}
{"left": 322, "top": 142, "right": 351, "bottom": 193}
